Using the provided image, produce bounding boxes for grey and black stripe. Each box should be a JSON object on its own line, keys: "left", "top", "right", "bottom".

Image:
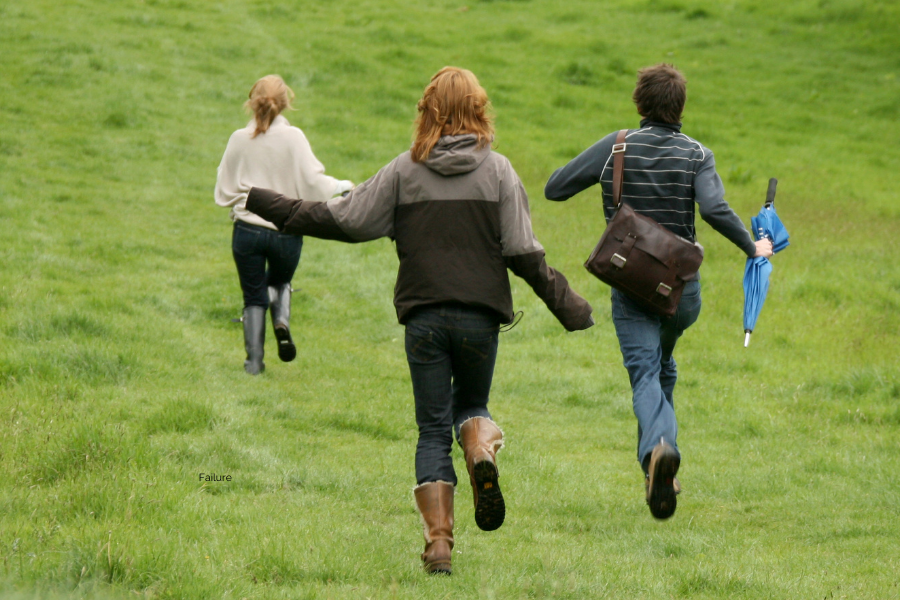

{"left": 544, "top": 120, "right": 756, "bottom": 257}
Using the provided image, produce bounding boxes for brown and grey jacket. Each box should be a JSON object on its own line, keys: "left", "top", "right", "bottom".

{"left": 246, "top": 134, "right": 593, "bottom": 331}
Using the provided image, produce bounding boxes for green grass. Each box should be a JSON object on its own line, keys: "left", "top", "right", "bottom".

{"left": 1, "top": 0, "right": 899, "bottom": 598}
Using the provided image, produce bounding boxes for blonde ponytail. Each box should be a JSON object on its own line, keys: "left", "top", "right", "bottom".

{"left": 244, "top": 75, "right": 295, "bottom": 138}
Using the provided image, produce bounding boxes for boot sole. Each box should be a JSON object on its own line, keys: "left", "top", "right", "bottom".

{"left": 648, "top": 447, "right": 680, "bottom": 520}
{"left": 274, "top": 325, "right": 296, "bottom": 362}
{"left": 473, "top": 460, "right": 505, "bottom": 531}
{"left": 425, "top": 561, "right": 451, "bottom": 575}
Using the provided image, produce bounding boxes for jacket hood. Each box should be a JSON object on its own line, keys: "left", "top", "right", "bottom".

{"left": 422, "top": 134, "right": 491, "bottom": 176}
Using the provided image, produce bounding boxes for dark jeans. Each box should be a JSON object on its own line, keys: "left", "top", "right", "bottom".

{"left": 405, "top": 304, "right": 501, "bottom": 485}
{"left": 611, "top": 280, "right": 702, "bottom": 472}
{"left": 232, "top": 221, "right": 303, "bottom": 308}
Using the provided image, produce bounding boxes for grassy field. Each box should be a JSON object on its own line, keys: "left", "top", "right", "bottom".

{"left": 1, "top": 0, "right": 899, "bottom": 598}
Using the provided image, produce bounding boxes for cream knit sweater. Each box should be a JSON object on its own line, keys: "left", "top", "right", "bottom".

{"left": 215, "top": 114, "right": 352, "bottom": 230}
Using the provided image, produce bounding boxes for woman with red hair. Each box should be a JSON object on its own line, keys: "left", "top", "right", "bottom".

{"left": 244, "top": 67, "right": 593, "bottom": 574}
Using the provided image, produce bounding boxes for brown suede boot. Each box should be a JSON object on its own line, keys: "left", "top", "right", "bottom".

{"left": 458, "top": 417, "right": 505, "bottom": 531}
{"left": 414, "top": 481, "right": 454, "bottom": 575}
{"left": 646, "top": 438, "right": 680, "bottom": 520}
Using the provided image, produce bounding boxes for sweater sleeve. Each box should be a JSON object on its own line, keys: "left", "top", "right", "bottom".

{"left": 214, "top": 132, "right": 247, "bottom": 208}
{"left": 544, "top": 132, "right": 616, "bottom": 201}
{"left": 499, "top": 159, "right": 593, "bottom": 331}
{"left": 694, "top": 152, "right": 757, "bottom": 257}
{"left": 290, "top": 128, "right": 345, "bottom": 200}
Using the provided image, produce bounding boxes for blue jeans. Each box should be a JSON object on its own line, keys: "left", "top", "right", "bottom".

{"left": 232, "top": 221, "right": 303, "bottom": 308}
{"left": 405, "top": 304, "right": 501, "bottom": 485}
{"left": 611, "top": 280, "right": 702, "bottom": 473}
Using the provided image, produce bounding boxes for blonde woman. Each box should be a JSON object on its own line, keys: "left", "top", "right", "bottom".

{"left": 215, "top": 75, "right": 352, "bottom": 374}
{"left": 243, "top": 67, "right": 593, "bottom": 573}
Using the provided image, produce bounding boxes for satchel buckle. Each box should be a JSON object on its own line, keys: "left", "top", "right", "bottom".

{"left": 612, "top": 143, "right": 627, "bottom": 154}
{"left": 611, "top": 253, "right": 627, "bottom": 268}
{"left": 656, "top": 283, "right": 673, "bottom": 297}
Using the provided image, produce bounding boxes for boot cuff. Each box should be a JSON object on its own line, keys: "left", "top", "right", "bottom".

{"left": 458, "top": 416, "right": 506, "bottom": 452}
{"left": 413, "top": 480, "right": 456, "bottom": 493}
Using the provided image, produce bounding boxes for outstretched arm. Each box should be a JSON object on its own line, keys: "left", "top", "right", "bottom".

{"left": 290, "top": 128, "right": 348, "bottom": 201}
{"left": 246, "top": 157, "right": 401, "bottom": 243}
{"left": 501, "top": 159, "right": 594, "bottom": 331}
{"left": 544, "top": 133, "right": 616, "bottom": 201}
{"left": 246, "top": 187, "right": 357, "bottom": 242}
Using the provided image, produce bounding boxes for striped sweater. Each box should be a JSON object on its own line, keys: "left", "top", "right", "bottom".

{"left": 544, "top": 120, "right": 756, "bottom": 257}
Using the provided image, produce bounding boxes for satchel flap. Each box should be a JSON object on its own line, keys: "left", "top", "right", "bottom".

{"left": 611, "top": 207, "right": 703, "bottom": 270}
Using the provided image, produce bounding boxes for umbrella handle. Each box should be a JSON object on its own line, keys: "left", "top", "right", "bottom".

{"left": 765, "top": 178, "right": 777, "bottom": 208}
{"left": 744, "top": 330, "right": 751, "bottom": 347}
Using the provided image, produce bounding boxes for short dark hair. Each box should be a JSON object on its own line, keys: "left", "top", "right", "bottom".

{"left": 632, "top": 64, "right": 686, "bottom": 124}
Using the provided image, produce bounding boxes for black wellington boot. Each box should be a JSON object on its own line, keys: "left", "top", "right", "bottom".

{"left": 242, "top": 305, "right": 266, "bottom": 375}
{"left": 268, "top": 284, "right": 296, "bottom": 362}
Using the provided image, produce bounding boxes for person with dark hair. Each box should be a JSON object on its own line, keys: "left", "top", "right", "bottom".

{"left": 242, "top": 66, "right": 594, "bottom": 574}
{"left": 544, "top": 64, "right": 773, "bottom": 520}
{"left": 215, "top": 75, "right": 353, "bottom": 375}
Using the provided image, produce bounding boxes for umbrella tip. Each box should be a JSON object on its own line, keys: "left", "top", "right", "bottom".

{"left": 744, "top": 331, "right": 751, "bottom": 347}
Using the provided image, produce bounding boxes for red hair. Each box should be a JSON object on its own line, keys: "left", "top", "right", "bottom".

{"left": 411, "top": 67, "right": 494, "bottom": 163}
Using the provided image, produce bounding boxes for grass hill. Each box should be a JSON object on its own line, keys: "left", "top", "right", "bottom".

{"left": 1, "top": 0, "right": 898, "bottom": 598}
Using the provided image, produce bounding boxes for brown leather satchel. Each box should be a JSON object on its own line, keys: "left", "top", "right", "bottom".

{"left": 584, "top": 130, "right": 704, "bottom": 317}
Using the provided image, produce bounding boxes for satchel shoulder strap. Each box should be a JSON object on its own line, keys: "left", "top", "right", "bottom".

{"left": 611, "top": 129, "right": 628, "bottom": 208}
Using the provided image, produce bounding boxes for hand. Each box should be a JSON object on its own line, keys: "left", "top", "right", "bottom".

{"left": 337, "top": 179, "right": 355, "bottom": 195}
{"left": 754, "top": 238, "right": 774, "bottom": 258}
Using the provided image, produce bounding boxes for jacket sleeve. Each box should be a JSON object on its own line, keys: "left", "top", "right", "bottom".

{"left": 322, "top": 157, "right": 398, "bottom": 241}
{"left": 245, "top": 187, "right": 357, "bottom": 242}
{"left": 694, "top": 152, "right": 757, "bottom": 257}
{"left": 245, "top": 157, "right": 401, "bottom": 243}
{"left": 499, "top": 159, "right": 594, "bottom": 331}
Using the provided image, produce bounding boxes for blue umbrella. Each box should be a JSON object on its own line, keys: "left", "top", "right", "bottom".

{"left": 743, "top": 178, "right": 790, "bottom": 346}
{"left": 743, "top": 256, "right": 773, "bottom": 346}
{"left": 751, "top": 198, "right": 790, "bottom": 254}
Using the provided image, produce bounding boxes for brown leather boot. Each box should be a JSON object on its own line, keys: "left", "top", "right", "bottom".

{"left": 646, "top": 438, "right": 680, "bottom": 520}
{"left": 458, "top": 417, "right": 505, "bottom": 531}
{"left": 414, "top": 481, "right": 454, "bottom": 575}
